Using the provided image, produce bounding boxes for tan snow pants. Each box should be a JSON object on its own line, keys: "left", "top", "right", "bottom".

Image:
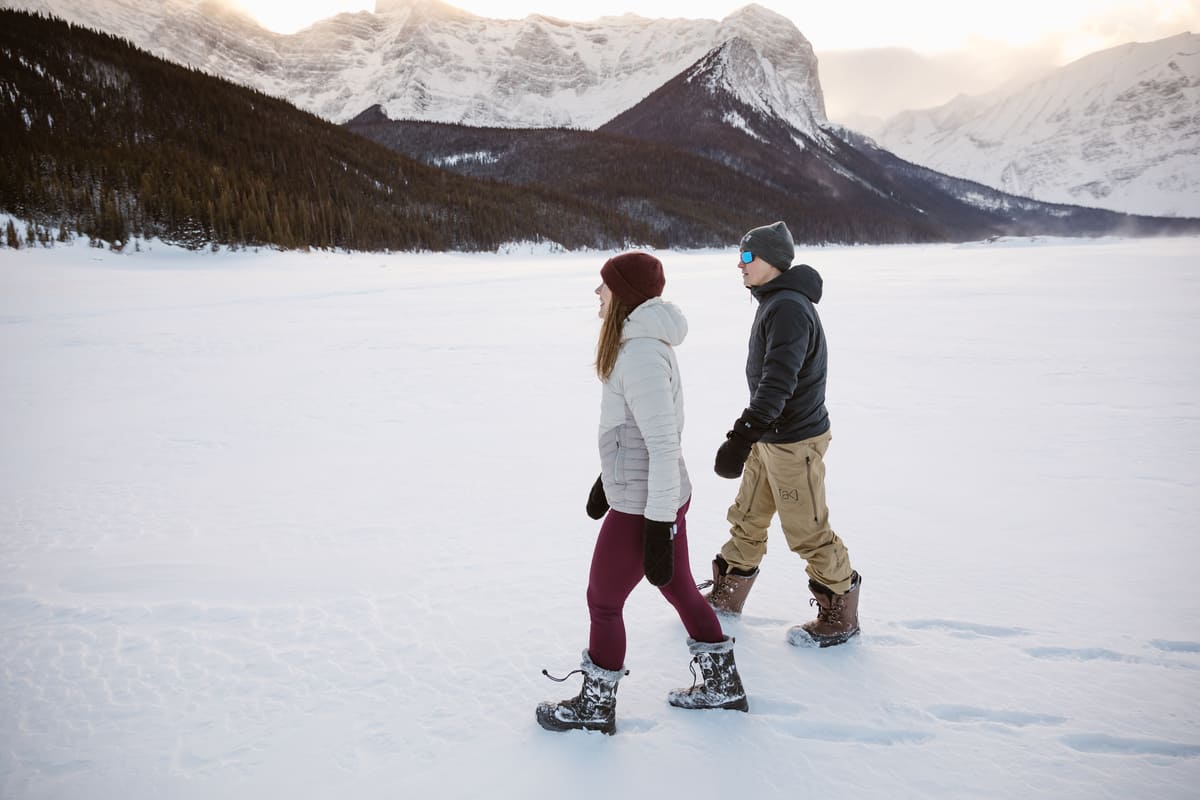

{"left": 719, "top": 430, "right": 854, "bottom": 593}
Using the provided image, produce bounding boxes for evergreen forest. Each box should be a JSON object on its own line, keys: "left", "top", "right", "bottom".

{"left": 0, "top": 9, "right": 651, "bottom": 251}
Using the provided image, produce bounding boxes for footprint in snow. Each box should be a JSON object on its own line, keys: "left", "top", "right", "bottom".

{"left": 1149, "top": 639, "right": 1200, "bottom": 654}
{"left": 897, "top": 619, "right": 1029, "bottom": 638}
{"left": 926, "top": 704, "right": 1067, "bottom": 728}
{"left": 1025, "top": 645, "right": 1199, "bottom": 670}
{"left": 766, "top": 718, "right": 932, "bottom": 746}
{"left": 1060, "top": 734, "right": 1200, "bottom": 758}
{"left": 1025, "top": 646, "right": 1144, "bottom": 664}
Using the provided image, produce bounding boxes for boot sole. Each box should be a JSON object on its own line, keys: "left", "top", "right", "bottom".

{"left": 787, "top": 627, "right": 861, "bottom": 648}
{"left": 536, "top": 709, "right": 616, "bottom": 735}
{"left": 536, "top": 717, "right": 616, "bottom": 735}
{"left": 668, "top": 696, "right": 749, "bottom": 712}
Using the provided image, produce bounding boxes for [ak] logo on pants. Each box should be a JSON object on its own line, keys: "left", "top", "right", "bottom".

{"left": 778, "top": 488, "right": 802, "bottom": 503}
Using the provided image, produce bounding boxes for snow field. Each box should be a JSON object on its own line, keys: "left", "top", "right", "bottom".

{"left": 1, "top": 236, "right": 1199, "bottom": 798}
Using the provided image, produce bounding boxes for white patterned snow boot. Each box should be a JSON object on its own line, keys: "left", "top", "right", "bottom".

{"left": 667, "top": 636, "right": 749, "bottom": 712}
{"left": 536, "top": 650, "right": 626, "bottom": 735}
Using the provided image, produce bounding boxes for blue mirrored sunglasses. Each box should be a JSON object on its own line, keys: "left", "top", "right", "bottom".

{"left": 740, "top": 251, "right": 754, "bottom": 264}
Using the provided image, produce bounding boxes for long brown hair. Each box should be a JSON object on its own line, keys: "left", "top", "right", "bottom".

{"left": 595, "top": 293, "right": 635, "bottom": 382}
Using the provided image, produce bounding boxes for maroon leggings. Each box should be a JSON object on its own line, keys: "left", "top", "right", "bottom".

{"left": 586, "top": 500, "right": 724, "bottom": 671}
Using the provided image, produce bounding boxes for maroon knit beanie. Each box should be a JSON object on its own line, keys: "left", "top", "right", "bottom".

{"left": 600, "top": 251, "right": 665, "bottom": 308}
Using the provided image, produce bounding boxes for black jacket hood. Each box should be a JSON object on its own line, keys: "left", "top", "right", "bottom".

{"left": 751, "top": 263, "right": 823, "bottom": 304}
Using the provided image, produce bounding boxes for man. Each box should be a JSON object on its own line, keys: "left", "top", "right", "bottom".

{"left": 705, "top": 221, "right": 862, "bottom": 648}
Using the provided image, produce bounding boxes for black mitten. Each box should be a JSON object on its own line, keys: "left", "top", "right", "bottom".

{"left": 586, "top": 474, "right": 609, "bottom": 520}
{"left": 714, "top": 409, "right": 771, "bottom": 479}
{"left": 643, "top": 520, "right": 675, "bottom": 586}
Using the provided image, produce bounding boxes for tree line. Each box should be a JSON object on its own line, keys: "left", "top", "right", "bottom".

{"left": 0, "top": 9, "right": 652, "bottom": 252}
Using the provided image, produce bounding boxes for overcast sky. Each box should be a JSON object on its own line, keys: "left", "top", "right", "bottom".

{"left": 226, "top": 0, "right": 1200, "bottom": 121}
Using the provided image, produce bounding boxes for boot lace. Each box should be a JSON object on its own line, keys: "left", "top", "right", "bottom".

{"left": 541, "top": 666, "right": 629, "bottom": 683}
{"left": 698, "top": 577, "right": 735, "bottom": 601}
{"left": 682, "top": 656, "right": 702, "bottom": 694}
{"left": 809, "top": 596, "right": 843, "bottom": 624}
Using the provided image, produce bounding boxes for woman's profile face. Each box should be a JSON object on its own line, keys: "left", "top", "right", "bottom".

{"left": 596, "top": 282, "right": 613, "bottom": 319}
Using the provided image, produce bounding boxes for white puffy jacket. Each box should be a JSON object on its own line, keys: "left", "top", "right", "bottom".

{"left": 598, "top": 298, "right": 692, "bottom": 523}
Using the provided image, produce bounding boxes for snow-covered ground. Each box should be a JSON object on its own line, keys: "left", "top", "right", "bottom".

{"left": 2, "top": 236, "right": 1199, "bottom": 799}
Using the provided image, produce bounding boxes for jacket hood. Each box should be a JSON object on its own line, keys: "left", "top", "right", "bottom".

{"left": 622, "top": 298, "right": 688, "bottom": 346}
{"left": 751, "top": 263, "right": 823, "bottom": 304}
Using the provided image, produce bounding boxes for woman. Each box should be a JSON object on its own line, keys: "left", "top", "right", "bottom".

{"left": 536, "top": 251, "right": 749, "bottom": 735}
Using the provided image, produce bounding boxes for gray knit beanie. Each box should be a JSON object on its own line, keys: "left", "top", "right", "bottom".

{"left": 739, "top": 221, "right": 794, "bottom": 271}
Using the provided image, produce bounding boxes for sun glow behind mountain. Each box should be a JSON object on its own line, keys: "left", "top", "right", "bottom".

{"left": 230, "top": 0, "right": 370, "bottom": 33}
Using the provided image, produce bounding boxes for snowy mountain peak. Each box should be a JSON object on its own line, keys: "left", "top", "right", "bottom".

{"left": 717, "top": 7, "right": 827, "bottom": 127}
{"left": 723, "top": 3, "right": 793, "bottom": 27}
{"left": 0, "top": 0, "right": 829, "bottom": 132}
{"left": 690, "top": 32, "right": 827, "bottom": 138}
{"left": 872, "top": 32, "right": 1200, "bottom": 218}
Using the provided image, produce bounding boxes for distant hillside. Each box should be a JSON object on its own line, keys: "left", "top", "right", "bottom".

{"left": 345, "top": 108, "right": 947, "bottom": 246}
{"left": 599, "top": 37, "right": 1200, "bottom": 240}
{"left": 0, "top": 9, "right": 653, "bottom": 251}
{"left": 349, "top": 39, "right": 1200, "bottom": 249}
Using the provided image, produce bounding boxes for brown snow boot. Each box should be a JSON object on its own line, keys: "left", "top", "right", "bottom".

{"left": 787, "top": 571, "right": 862, "bottom": 648}
{"left": 699, "top": 555, "right": 758, "bottom": 615}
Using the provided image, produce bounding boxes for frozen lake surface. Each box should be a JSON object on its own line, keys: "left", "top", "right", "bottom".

{"left": 2, "top": 236, "right": 1199, "bottom": 798}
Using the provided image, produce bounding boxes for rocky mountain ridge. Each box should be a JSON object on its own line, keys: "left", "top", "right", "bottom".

{"left": 6, "top": 0, "right": 1196, "bottom": 221}
{"left": 872, "top": 33, "right": 1200, "bottom": 218}
{"left": 3, "top": 0, "right": 826, "bottom": 132}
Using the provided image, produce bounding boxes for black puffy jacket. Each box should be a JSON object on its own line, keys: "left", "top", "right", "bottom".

{"left": 744, "top": 263, "right": 830, "bottom": 443}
